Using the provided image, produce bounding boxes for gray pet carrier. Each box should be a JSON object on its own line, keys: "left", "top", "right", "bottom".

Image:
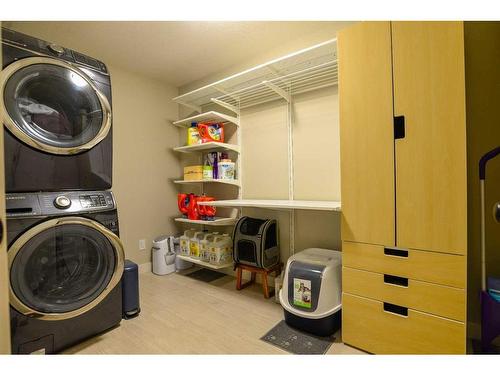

{"left": 232, "top": 216, "right": 279, "bottom": 269}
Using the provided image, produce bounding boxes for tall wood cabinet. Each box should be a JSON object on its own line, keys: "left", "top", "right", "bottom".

{"left": 339, "top": 21, "right": 470, "bottom": 354}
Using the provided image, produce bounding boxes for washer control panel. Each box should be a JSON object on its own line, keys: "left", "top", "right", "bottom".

{"left": 6, "top": 191, "right": 116, "bottom": 218}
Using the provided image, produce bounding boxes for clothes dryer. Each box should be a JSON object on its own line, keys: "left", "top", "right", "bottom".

{"left": 1, "top": 28, "right": 113, "bottom": 192}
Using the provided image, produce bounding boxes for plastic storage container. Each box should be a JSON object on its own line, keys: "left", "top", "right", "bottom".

{"left": 179, "top": 229, "right": 196, "bottom": 256}
{"left": 279, "top": 248, "right": 342, "bottom": 336}
{"left": 172, "top": 235, "right": 192, "bottom": 271}
{"left": 200, "top": 232, "right": 220, "bottom": 262}
{"left": 209, "top": 234, "right": 233, "bottom": 266}
{"left": 190, "top": 231, "right": 207, "bottom": 259}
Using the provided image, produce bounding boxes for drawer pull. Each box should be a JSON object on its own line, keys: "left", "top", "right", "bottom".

{"left": 384, "top": 274, "right": 409, "bottom": 287}
{"left": 383, "top": 302, "right": 408, "bottom": 317}
{"left": 384, "top": 247, "right": 408, "bottom": 258}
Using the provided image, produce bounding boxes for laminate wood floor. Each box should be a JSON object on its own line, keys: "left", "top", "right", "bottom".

{"left": 64, "top": 270, "right": 364, "bottom": 354}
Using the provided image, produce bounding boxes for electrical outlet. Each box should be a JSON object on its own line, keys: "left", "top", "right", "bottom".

{"left": 139, "top": 239, "right": 146, "bottom": 250}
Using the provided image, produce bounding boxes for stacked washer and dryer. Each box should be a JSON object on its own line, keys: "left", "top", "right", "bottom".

{"left": 1, "top": 28, "right": 125, "bottom": 354}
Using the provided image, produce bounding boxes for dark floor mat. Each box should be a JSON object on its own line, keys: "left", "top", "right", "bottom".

{"left": 261, "top": 320, "right": 335, "bottom": 354}
{"left": 185, "top": 268, "right": 226, "bottom": 283}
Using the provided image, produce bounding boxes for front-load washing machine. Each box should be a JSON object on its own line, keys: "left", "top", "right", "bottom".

{"left": 6, "top": 190, "right": 124, "bottom": 354}
{"left": 1, "top": 27, "right": 113, "bottom": 192}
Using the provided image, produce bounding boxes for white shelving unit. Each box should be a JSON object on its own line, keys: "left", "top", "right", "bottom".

{"left": 172, "top": 39, "right": 337, "bottom": 113}
{"left": 176, "top": 255, "right": 233, "bottom": 270}
{"left": 173, "top": 142, "right": 240, "bottom": 154}
{"left": 173, "top": 179, "right": 241, "bottom": 187}
{"left": 172, "top": 38, "right": 341, "bottom": 261}
{"left": 197, "top": 199, "right": 341, "bottom": 212}
{"left": 174, "top": 217, "right": 237, "bottom": 226}
{"left": 173, "top": 111, "right": 239, "bottom": 128}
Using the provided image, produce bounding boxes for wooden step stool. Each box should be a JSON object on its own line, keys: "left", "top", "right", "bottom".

{"left": 235, "top": 263, "right": 282, "bottom": 299}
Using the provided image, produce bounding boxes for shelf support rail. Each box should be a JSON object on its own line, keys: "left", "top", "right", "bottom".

{"left": 262, "top": 81, "right": 291, "bottom": 102}
{"left": 211, "top": 98, "right": 240, "bottom": 115}
{"left": 286, "top": 86, "right": 295, "bottom": 257}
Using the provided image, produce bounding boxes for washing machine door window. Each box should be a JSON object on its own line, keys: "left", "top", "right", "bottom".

{"left": 1, "top": 57, "right": 111, "bottom": 155}
{"left": 8, "top": 217, "right": 124, "bottom": 321}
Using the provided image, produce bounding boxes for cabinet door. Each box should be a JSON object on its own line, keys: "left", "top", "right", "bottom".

{"left": 0, "top": 24, "right": 11, "bottom": 354}
{"left": 338, "top": 22, "right": 395, "bottom": 246}
{"left": 392, "top": 22, "right": 467, "bottom": 255}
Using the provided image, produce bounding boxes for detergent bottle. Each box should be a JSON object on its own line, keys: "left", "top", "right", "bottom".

{"left": 187, "top": 122, "right": 201, "bottom": 145}
{"left": 189, "top": 231, "right": 206, "bottom": 259}
{"left": 177, "top": 193, "right": 188, "bottom": 217}
{"left": 209, "top": 234, "right": 233, "bottom": 265}
{"left": 179, "top": 228, "right": 197, "bottom": 256}
{"left": 187, "top": 193, "right": 200, "bottom": 220}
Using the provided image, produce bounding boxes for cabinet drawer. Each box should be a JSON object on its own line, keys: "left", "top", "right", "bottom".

{"left": 343, "top": 267, "right": 465, "bottom": 321}
{"left": 342, "top": 241, "right": 465, "bottom": 288}
{"left": 342, "top": 293, "right": 466, "bottom": 354}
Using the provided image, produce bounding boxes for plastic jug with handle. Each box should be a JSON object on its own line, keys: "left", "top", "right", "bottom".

{"left": 179, "top": 229, "right": 196, "bottom": 256}
{"left": 209, "top": 234, "right": 233, "bottom": 266}
{"left": 190, "top": 231, "right": 207, "bottom": 259}
{"left": 200, "top": 232, "right": 221, "bottom": 262}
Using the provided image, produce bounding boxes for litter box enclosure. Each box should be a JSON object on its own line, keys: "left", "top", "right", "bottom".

{"left": 279, "top": 248, "right": 342, "bottom": 336}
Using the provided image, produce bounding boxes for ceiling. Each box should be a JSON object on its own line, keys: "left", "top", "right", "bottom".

{"left": 4, "top": 21, "right": 354, "bottom": 87}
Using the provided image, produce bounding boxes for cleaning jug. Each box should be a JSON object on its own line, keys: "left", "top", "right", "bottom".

{"left": 189, "top": 231, "right": 206, "bottom": 259}
{"left": 180, "top": 229, "right": 197, "bottom": 256}
{"left": 200, "top": 232, "right": 220, "bottom": 262}
{"left": 209, "top": 234, "right": 233, "bottom": 266}
{"left": 187, "top": 122, "right": 201, "bottom": 145}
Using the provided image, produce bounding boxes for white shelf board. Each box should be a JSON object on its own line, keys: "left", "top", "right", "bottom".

{"left": 174, "top": 179, "right": 240, "bottom": 187}
{"left": 173, "top": 111, "right": 239, "bottom": 128}
{"left": 197, "top": 199, "right": 341, "bottom": 212}
{"left": 174, "top": 217, "right": 237, "bottom": 226}
{"left": 173, "top": 142, "right": 240, "bottom": 154}
{"left": 177, "top": 254, "right": 233, "bottom": 270}
{"left": 173, "top": 38, "right": 337, "bottom": 111}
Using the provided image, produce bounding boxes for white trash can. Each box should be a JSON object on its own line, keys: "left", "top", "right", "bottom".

{"left": 279, "top": 248, "right": 342, "bottom": 336}
{"left": 152, "top": 235, "right": 176, "bottom": 275}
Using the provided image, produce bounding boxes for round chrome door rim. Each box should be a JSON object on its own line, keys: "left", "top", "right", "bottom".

{"left": 0, "top": 56, "right": 112, "bottom": 155}
{"left": 8, "top": 216, "right": 125, "bottom": 321}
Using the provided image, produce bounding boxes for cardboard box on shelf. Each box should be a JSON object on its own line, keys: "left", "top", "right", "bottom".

{"left": 183, "top": 165, "right": 203, "bottom": 181}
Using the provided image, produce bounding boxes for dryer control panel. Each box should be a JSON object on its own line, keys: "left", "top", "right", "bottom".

{"left": 1, "top": 27, "right": 108, "bottom": 74}
{"left": 6, "top": 191, "right": 116, "bottom": 218}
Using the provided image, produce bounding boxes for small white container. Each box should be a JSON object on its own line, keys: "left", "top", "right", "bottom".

{"left": 218, "top": 159, "right": 235, "bottom": 180}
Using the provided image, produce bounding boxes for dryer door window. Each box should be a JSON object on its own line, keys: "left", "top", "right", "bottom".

{"left": 8, "top": 217, "right": 124, "bottom": 320}
{"left": 1, "top": 57, "right": 111, "bottom": 155}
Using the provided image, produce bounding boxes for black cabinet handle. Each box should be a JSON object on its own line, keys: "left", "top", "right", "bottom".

{"left": 394, "top": 115, "right": 405, "bottom": 139}
{"left": 383, "top": 302, "right": 408, "bottom": 317}
{"left": 384, "top": 274, "right": 409, "bottom": 287}
{"left": 384, "top": 247, "right": 409, "bottom": 258}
